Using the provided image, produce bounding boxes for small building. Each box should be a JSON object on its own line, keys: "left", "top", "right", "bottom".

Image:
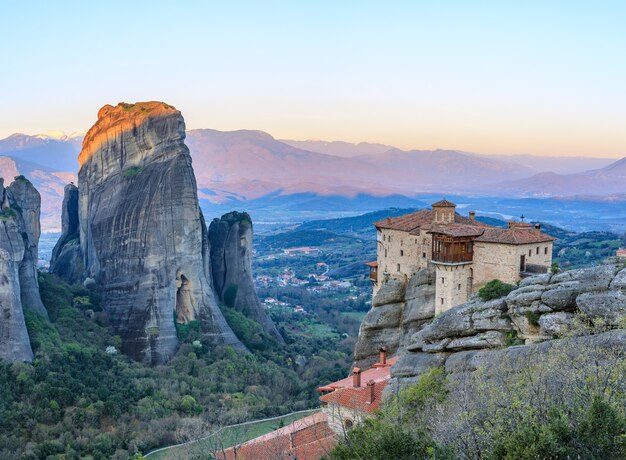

{"left": 214, "top": 348, "right": 396, "bottom": 460}
{"left": 318, "top": 348, "right": 396, "bottom": 435}
{"left": 617, "top": 248, "right": 626, "bottom": 258}
{"left": 369, "top": 200, "right": 556, "bottom": 314}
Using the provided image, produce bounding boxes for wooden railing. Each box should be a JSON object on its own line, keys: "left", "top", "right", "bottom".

{"left": 431, "top": 252, "right": 473, "bottom": 263}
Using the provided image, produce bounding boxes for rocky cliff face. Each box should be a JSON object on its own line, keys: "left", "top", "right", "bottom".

{"left": 208, "top": 211, "right": 284, "bottom": 343}
{"left": 0, "top": 177, "right": 48, "bottom": 362}
{"left": 49, "top": 184, "right": 83, "bottom": 284}
{"left": 354, "top": 268, "right": 435, "bottom": 368}
{"left": 380, "top": 260, "right": 626, "bottom": 392}
{"left": 59, "top": 102, "right": 245, "bottom": 364}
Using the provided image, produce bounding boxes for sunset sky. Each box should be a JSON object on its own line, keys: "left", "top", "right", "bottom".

{"left": 1, "top": 1, "right": 625, "bottom": 157}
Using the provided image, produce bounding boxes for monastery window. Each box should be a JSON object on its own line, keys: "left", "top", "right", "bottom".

{"left": 441, "top": 277, "right": 445, "bottom": 284}
{"left": 422, "top": 252, "right": 426, "bottom": 258}
{"left": 423, "top": 238, "right": 427, "bottom": 244}
{"left": 384, "top": 249, "right": 388, "bottom": 257}
{"left": 458, "top": 284, "right": 461, "bottom": 291}
{"left": 400, "top": 250, "right": 404, "bottom": 256}
{"left": 529, "top": 249, "right": 532, "bottom": 257}
{"left": 544, "top": 247, "right": 548, "bottom": 255}
{"left": 536, "top": 247, "right": 539, "bottom": 255}
{"left": 344, "top": 419, "right": 353, "bottom": 429}
{"left": 397, "top": 264, "right": 401, "bottom": 272}
{"left": 389, "top": 235, "right": 392, "bottom": 242}
{"left": 401, "top": 240, "right": 403, "bottom": 246}
{"left": 441, "top": 298, "right": 444, "bottom": 305}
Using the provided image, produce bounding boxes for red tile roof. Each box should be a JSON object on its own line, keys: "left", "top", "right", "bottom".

{"left": 320, "top": 380, "right": 388, "bottom": 413}
{"left": 318, "top": 356, "right": 397, "bottom": 413}
{"left": 373, "top": 209, "right": 432, "bottom": 231}
{"left": 374, "top": 209, "right": 556, "bottom": 245}
{"left": 428, "top": 223, "right": 486, "bottom": 238}
{"left": 215, "top": 412, "right": 337, "bottom": 460}
{"left": 431, "top": 199, "right": 457, "bottom": 207}
{"left": 475, "top": 227, "right": 556, "bottom": 244}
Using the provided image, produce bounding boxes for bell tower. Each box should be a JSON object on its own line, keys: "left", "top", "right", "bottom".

{"left": 431, "top": 199, "right": 456, "bottom": 224}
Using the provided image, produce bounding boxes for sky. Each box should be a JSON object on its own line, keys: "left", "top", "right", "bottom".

{"left": 1, "top": 1, "right": 625, "bottom": 157}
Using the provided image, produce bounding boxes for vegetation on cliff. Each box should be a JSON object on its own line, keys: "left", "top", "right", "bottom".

{"left": 0, "top": 273, "right": 353, "bottom": 459}
{"left": 327, "top": 329, "right": 626, "bottom": 459}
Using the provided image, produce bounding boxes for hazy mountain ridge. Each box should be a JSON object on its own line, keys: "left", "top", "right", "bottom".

{"left": 493, "top": 156, "right": 626, "bottom": 197}
{"left": 1, "top": 129, "right": 624, "bottom": 232}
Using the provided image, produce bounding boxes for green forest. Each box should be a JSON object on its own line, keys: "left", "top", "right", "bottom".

{"left": 0, "top": 273, "right": 353, "bottom": 459}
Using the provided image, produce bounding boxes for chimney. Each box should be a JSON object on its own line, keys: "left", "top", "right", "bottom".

{"left": 352, "top": 367, "right": 361, "bottom": 387}
{"left": 535, "top": 223, "right": 541, "bottom": 234}
{"left": 469, "top": 211, "right": 476, "bottom": 221}
{"left": 367, "top": 380, "right": 376, "bottom": 403}
{"left": 379, "top": 346, "right": 387, "bottom": 365}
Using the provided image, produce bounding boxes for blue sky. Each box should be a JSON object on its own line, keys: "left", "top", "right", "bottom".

{"left": 1, "top": 1, "right": 625, "bottom": 156}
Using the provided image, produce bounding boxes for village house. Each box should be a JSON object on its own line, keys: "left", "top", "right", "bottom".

{"left": 369, "top": 200, "right": 556, "bottom": 314}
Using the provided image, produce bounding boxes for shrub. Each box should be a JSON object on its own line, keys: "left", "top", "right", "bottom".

{"left": 551, "top": 262, "right": 560, "bottom": 274}
{"left": 478, "top": 279, "right": 515, "bottom": 301}
{"left": 525, "top": 311, "right": 540, "bottom": 327}
{"left": 327, "top": 417, "right": 451, "bottom": 460}
{"left": 123, "top": 166, "right": 142, "bottom": 178}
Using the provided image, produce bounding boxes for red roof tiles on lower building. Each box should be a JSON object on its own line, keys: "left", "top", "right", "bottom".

{"left": 214, "top": 412, "right": 337, "bottom": 460}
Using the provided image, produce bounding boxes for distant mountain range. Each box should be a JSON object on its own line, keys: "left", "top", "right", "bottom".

{"left": 0, "top": 129, "right": 624, "bottom": 231}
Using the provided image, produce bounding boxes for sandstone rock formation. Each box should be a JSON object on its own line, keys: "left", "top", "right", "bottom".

{"left": 54, "top": 102, "right": 246, "bottom": 364}
{"left": 383, "top": 260, "right": 626, "bottom": 392}
{"left": 0, "top": 177, "right": 48, "bottom": 362}
{"left": 208, "top": 211, "right": 284, "bottom": 343}
{"left": 49, "top": 184, "right": 83, "bottom": 284}
{"left": 354, "top": 268, "right": 435, "bottom": 368}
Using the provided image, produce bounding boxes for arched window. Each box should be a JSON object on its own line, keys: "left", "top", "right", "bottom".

{"left": 344, "top": 419, "right": 353, "bottom": 429}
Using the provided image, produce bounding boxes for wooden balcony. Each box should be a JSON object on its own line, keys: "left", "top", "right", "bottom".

{"left": 366, "top": 261, "right": 378, "bottom": 283}
{"left": 431, "top": 252, "right": 474, "bottom": 263}
{"left": 431, "top": 237, "right": 474, "bottom": 264}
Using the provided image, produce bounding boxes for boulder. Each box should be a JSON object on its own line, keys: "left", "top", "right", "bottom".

{"left": 50, "top": 184, "right": 84, "bottom": 285}
{"left": 0, "top": 177, "right": 48, "bottom": 362}
{"left": 373, "top": 278, "right": 406, "bottom": 307}
{"left": 63, "top": 102, "right": 245, "bottom": 365}
{"left": 610, "top": 267, "right": 626, "bottom": 291}
{"left": 576, "top": 291, "right": 626, "bottom": 326}
{"left": 446, "top": 331, "right": 506, "bottom": 351}
{"left": 209, "top": 212, "right": 283, "bottom": 343}
{"left": 538, "top": 312, "right": 576, "bottom": 336}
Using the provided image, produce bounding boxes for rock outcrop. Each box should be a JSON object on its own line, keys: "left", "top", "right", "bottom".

{"left": 384, "top": 260, "right": 626, "bottom": 392}
{"left": 354, "top": 268, "right": 435, "bottom": 368}
{"left": 54, "top": 102, "right": 246, "bottom": 364}
{"left": 208, "top": 211, "right": 284, "bottom": 343}
{"left": 49, "top": 184, "right": 83, "bottom": 284}
{"left": 0, "top": 177, "right": 48, "bottom": 362}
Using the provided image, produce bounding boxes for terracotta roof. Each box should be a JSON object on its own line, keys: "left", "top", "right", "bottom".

{"left": 318, "top": 356, "right": 397, "bottom": 412}
{"left": 373, "top": 209, "right": 432, "bottom": 231}
{"left": 428, "top": 224, "right": 486, "bottom": 238}
{"left": 475, "top": 227, "right": 556, "bottom": 244}
{"left": 431, "top": 199, "right": 457, "bottom": 207}
{"left": 320, "top": 380, "right": 388, "bottom": 413}
{"left": 374, "top": 209, "right": 489, "bottom": 232}
{"left": 365, "top": 261, "right": 378, "bottom": 267}
{"left": 215, "top": 412, "right": 337, "bottom": 460}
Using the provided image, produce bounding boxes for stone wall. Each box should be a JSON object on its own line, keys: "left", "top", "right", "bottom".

{"left": 473, "top": 241, "right": 552, "bottom": 287}
{"left": 434, "top": 263, "right": 473, "bottom": 314}
{"left": 375, "top": 228, "right": 431, "bottom": 295}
